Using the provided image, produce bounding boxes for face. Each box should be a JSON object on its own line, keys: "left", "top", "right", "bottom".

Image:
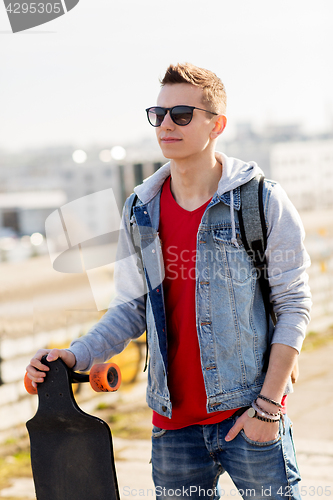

{"left": 153, "top": 83, "right": 226, "bottom": 162}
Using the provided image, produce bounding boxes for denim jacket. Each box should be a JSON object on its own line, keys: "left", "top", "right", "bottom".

{"left": 69, "top": 153, "right": 312, "bottom": 418}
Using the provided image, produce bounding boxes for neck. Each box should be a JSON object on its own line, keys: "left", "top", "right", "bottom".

{"left": 169, "top": 150, "right": 222, "bottom": 211}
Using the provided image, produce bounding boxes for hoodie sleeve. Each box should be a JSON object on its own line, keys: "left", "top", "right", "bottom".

{"left": 68, "top": 195, "right": 147, "bottom": 371}
{"left": 264, "top": 181, "right": 312, "bottom": 353}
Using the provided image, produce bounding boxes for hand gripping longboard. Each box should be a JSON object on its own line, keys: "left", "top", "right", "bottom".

{"left": 25, "top": 357, "right": 121, "bottom": 500}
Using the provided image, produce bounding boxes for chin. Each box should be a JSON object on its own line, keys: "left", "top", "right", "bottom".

{"left": 159, "top": 145, "right": 189, "bottom": 161}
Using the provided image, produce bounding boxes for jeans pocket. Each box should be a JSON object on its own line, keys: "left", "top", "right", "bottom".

{"left": 239, "top": 428, "right": 281, "bottom": 447}
{"left": 152, "top": 426, "right": 168, "bottom": 438}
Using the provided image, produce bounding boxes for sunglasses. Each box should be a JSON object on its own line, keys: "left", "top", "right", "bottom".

{"left": 146, "top": 105, "right": 218, "bottom": 127}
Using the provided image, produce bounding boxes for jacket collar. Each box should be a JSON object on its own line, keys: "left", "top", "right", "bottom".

{"left": 133, "top": 151, "right": 253, "bottom": 211}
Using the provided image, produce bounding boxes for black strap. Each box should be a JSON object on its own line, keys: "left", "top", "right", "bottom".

{"left": 239, "top": 175, "right": 276, "bottom": 328}
{"left": 258, "top": 176, "right": 276, "bottom": 327}
{"left": 258, "top": 175, "right": 267, "bottom": 249}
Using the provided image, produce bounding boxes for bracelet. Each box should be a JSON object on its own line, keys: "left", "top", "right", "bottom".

{"left": 257, "top": 394, "right": 282, "bottom": 409}
{"left": 254, "top": 400, "right": 281, "bottom": 418}
{"left": 251, "top": 401, "right": 280, "bottom": 421}
{"left": 254, "top": 414, "right": 279, "bottom": 423}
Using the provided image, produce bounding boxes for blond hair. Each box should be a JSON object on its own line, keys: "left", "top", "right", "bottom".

{"left": 160, "top": 63, "right": 227, "bottom": 114}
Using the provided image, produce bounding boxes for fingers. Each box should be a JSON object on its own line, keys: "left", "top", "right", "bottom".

{"left": 46, "top": 348, "right": 62, "bottom": 362}
{"left": 26, "top": 365, "right": 47, "bottom": 386}
{"left": 225, "top": 412, "right": 247, "bottom": 441}
{"left": 225, "top": 411, "right": 280, "bottom": 443}
{"left": 26, "top": 348, "right": 76, "bottom": 387}
{"left": 26, "top": 349, "right": 50, "bottom": 382}
{"left": 48, "top": 348, "right": 76, "bottom": 368}
{"left": 26, "top": 348, "right": 60, "bottom": 384}
{"left": 243, "top": 419, "right": 279, "bottom": 443}
{"left": 291, "top": 360, "right": 299, "bottom": 384}
{"left": 30, "top": 349, "right": 50, "bottom": 368}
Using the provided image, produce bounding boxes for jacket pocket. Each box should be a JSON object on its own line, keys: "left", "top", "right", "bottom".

{"left": 213, "top": 228, "right": 253, "bottom": 284}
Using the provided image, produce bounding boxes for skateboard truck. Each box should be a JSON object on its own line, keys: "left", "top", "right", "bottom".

{"left": 25, "top": 356, "right": 121, "bottom": 500}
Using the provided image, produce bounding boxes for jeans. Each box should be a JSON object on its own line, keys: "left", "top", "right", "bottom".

{"left": 151, "top": 415, "right": 301, "bottom": 500}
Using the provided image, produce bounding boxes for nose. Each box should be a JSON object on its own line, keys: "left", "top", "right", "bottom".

{"left": 160, "top": 110, "right": 174, "bottom": 129}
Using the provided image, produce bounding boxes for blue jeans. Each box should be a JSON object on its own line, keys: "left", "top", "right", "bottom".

{"left": 151, "top": 415, "right": 301, "bottom": 500}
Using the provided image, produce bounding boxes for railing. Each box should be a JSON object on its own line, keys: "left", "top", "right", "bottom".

{"left": 0, "top": 322, "right": 145, "bottom": 440}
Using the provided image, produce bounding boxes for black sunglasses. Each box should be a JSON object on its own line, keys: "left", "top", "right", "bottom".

{"left": 146, "top": 105, "right": 218, "bottom": 127}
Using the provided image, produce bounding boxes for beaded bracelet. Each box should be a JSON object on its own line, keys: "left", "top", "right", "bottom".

{"left": 254, "top": 399, "right": 281, "bottom": 418}
{"left": 251, "top": 401, "right": 280, "bottom": 421}
{"left": 257, "top": 394, "right": 282, "bottom": 409}
{"left": 254, "top": 414, "right": 279, "bottom": 423}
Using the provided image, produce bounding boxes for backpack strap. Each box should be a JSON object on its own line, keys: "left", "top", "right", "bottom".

{"left": 238, "top": 175, "right": 276, "bottom": 328}
{"left": 129, "top": 194, "right": 149, "bottom": 372}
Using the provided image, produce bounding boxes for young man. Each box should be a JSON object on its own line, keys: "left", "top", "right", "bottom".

{"left": 27, "top": 63, "right": 311, "bottom": 499}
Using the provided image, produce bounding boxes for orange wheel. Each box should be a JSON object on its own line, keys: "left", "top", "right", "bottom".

{"left": 24, "top": 372, "right": 38, "bottom": 395}
{"left": 89, "top": 363, "right": 121, "bottom": 392}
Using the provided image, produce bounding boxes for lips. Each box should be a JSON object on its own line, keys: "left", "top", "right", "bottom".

{"left": 160, "top": 137, "right": 182, "bottom": 143}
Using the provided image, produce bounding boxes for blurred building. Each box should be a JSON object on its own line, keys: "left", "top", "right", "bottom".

{"left": 0, "top": 146, "right": 70, "bottom": 236}
{"left": 270, "top": 140, "right": 333, "bottom": 210}
{"left": 0, "top": 190, "right": 67, "bottom": 235}
{"left": 219, "top": 122, "right": 308, "bottom": 178}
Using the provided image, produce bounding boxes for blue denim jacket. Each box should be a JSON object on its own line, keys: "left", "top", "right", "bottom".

{"left": 69, "top": 153, "right": 312, "bottom": 418}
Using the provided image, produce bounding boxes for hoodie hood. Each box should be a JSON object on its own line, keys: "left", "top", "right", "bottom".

{"left": 134, "top": 151, "right": 263, "bottom": 205}
{"left": 215, "top": 152, "right": 263, "bottom": 196}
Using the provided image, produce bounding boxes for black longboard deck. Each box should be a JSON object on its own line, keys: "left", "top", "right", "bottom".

{"left": 26, "top": 358, "right": 120, "bottom": 500}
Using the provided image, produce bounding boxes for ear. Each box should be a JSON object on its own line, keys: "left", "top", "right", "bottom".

{"left": 210, "top": 115, "right": 227, "bottom": 139}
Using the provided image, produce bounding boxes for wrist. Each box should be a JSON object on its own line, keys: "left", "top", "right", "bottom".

{"left": 257, "top": 393, "right": 283, "bottom": 411}
{"left": 247, "top": 406, "right": 280, "bottom": 423}
{"left": 255, "top": 398, "right": 279, "bottom": 414}
{"left": 251, "top": 401, "right": 280, "bottom": 421}
{"left": 65, "top": 349, "right": 76, "bottom": 369}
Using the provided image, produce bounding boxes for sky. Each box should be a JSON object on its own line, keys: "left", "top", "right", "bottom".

{"left": 1, "top": 0, "right": 333, "bottom": 152}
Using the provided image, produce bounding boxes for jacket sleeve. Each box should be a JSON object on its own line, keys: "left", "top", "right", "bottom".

{"left": 68, "top": 195, "right": 147, "bottom": 371}
{"left": 265, "top": 181, "right": 312, "bottom": 353}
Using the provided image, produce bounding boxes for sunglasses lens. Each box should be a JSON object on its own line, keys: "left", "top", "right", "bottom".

{"left": 171, "top": 106, "right": 193, "bottom": 126}
{"left": 147, "top": 107, "right": 166, "bottom": 127}
{"left": 146, "top": 106, "right": 194, "bottom": 126}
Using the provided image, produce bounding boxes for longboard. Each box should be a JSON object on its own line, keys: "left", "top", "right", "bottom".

{"left": 25, "top": 357, "right": 121, "bottom": 500}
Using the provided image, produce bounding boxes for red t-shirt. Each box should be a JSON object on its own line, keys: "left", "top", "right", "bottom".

{"left": 153, "top": 176, "right": 238, "bottom": 429}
